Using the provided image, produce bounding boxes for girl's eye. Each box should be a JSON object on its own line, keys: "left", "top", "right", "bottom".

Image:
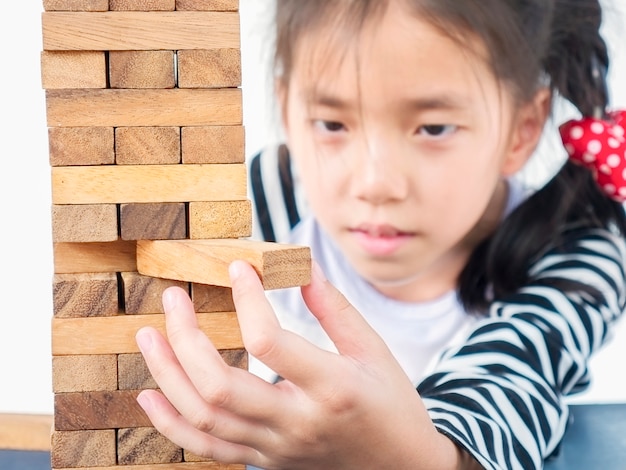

{"left": 417, "top": 124, "right": 457, "bottom": 137}
{"left": 313, "top": 120, "right": 345, "bottom": 133}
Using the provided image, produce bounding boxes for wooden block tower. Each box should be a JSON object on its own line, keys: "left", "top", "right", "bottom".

{"left": 41, "top": 1, "right": 310, "bottom": 469}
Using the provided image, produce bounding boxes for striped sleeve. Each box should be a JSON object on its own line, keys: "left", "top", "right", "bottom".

{"left": 418, "top": 229, "right": 626, "bottom": 470}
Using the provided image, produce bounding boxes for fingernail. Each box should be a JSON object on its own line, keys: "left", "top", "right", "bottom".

{"left": 162, "top": 287, "right": 177, "bottom": 311}
{"left": 229, "top": 260, "right": 243, "bottom": 280}
{"left": 136, "top": 329, "right": 153, "bottom": 354}
{"left": 136, "top": 392, "right": 153, "bottom": 412}
{"left": 311, "top": 260, "right": 327, "bottom": 282}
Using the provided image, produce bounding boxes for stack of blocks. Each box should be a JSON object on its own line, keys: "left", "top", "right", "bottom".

{"left": 41, "top": 1, "right": 311, "bottom": 469}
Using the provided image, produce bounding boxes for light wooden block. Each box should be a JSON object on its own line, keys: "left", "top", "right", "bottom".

{"left": 51, "top": 430, "right": 116, "bottom": 468}
{"left": 41, "top": 51, "right": 107, "bottom": 89}
{"left": 46, "top": 88, "right": 242, "bottom": 127}
{"left": 189, "top": 200, "right": 251, "bottom": 239}
{"left": 175, "top": 0, "right": 239, "bottom": 11}
{"left": 53, "top": 462, "right": 244, "bottom": 469}
{"left": 48, "top": 127, "right": 114, "bottom": 166}
{"left": 110, "top": 0, "right": 175, "bottom": 10}
{"left": 121, "top": 271, "right": 188, "bottom": 314}
{"left": 109, "top": 51, "right": 176, "bottom": 89}
{"left": 53, "top": 240, "right": 137, "bottom": 274}
{"left": 51, "top": 312, "right": 242, "bottom": 355}
{"left": 52, "top": 164, "right": 247, "bottom": 204}
{"left": 115, "top": 127, "right": 181, "bottom": 164}
{"left": 42, "top": 12, "right": 240, "bottom": 51}
{"left": 53, "top": 273, "right": 119, "bottom": 318}
{"left": 52, "top": 204, "right": 118, "bottom": 243}
{"left": 120, "top": 203, "right": 186, "bottom": 240}
{"left": 118, "top": 353, "right": 157, "bottom": 390}
{"left": 43, "top": 0, "right": 108, "bottom": 11}
{"left": 137, "top": 238, "right": 311, "bottom": 290}
{"left": 0, "top": 414, "right": 53, "bottom": 451}
{"left": 191, "top": 284, "right": 234, "bottom": 312}
{"left": 118, "top": 427, "right": 182, "bottom": 465}
{"left": 181, "top": 126, "right": 245, "bottom": 164}
{"left": 53, "top": 355, "right": 118, "bottom": 393}
{"left": 177, "top": 49, "right": 241, "bottom": 88}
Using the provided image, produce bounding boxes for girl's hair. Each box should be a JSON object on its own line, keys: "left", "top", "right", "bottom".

{"left": 273, "top": 0, "right": 626, "bottom": 312}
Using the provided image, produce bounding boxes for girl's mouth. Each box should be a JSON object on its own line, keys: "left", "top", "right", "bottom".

{"left": 350, "top": 224, "right": 415, "bottom": 256}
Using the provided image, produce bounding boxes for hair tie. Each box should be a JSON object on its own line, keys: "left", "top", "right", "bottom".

{"left": 559, "top": 109, "right": 626, "bottom": 202}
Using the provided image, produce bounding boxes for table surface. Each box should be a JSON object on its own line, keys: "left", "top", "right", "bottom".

{"left": 2, "top": 403, "right": 625, "bottom": 469}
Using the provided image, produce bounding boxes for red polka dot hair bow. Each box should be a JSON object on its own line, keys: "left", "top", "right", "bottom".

{"left": 560, "top": 110, "right": 626, "bottom": 202}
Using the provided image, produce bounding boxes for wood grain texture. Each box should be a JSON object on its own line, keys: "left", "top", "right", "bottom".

{"left": 53, "top": 462, "right": 245, "bottom": 469}
{"left": 43, "top": 0, "right": 108, "bottom": 11}
{"left": 137, "top": 239, "right": 311, "bottom": 290}
{"left": 53, "top": 355, "right": 118, "bottom": 393}
{"left": 118, "top": 427, "right": 182, "bottom": 465}
{"left": 42, "top": 12, "right": 240, "bottom": 51}
{"left": 109, "top": 51, "right": 176, "bottom": 89}
{"left": 118, "top": 353, "right": 157, "bottom": 390}
{"left": 120, "top": 203, "right": 187, "bottom": 240}
{"left": 110, "top": 0, "right": 175, "bottom": 10}
{"left": 181, "top": 126, "right": 244, "bottom": 164}
{"left": 41, "top": 51, "right": 106, "bottom": 89}
{"left": 177, "top": 49, "right": 241, "bottom": 88}
{"left": 53, "top": 240, "right": 137, "bottom": 274}
{"left": 175, "top": 0, "right": 239, "bottom": 11}
{"left": 191, "top": 284, "right": 234, "bottom": 312}
{"left": 51, "top": 430, "right": 116, "bottom": 468}
{"left": 52, "top": 204, "right": 118, "bottom": 243}
{"left": 115, "top": 127, "right": 181, "bottom": 164}
{"left": 48, "top": 127, "right": 114, "bottom": 166}
{"left": 52, "top": 312, "right": 242, "bottom": 355}
{"left": 46, "top": 88, "right": 242, "bottom": 127}
{"left": 0, "top": 414, "right": 53, "bottom": 451}
{"left": 51, "top": 164, "right": 247, "bottom": 204}
{"left": 53, "top": 273, "right": 119, "bottom": 317}
{"left": 189, "top": 200, "right": 251, "bottom": 239}
{"left": 120, "top": 271, "right": 188, "bottom": 314}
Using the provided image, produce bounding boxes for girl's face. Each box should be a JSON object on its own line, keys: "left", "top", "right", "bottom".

{"left": 280, "top": 2, "right": 545, "bottom": 302}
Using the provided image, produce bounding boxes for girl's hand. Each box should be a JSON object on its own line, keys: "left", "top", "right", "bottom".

{"left": 135, "top": 260, "right": 467, "bottom": 470}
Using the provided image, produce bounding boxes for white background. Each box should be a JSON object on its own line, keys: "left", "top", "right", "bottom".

{"left": 0, "top": 1, "right": 624, "bottom": 416}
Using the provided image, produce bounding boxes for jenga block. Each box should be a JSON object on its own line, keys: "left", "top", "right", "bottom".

{"left": 137, "top": 239, "right": 311, "bottom": 290}
{"left": 120, "top": 203, "right": 186, "bottom": 240}
{"left": 219, "top": 348, "right": 247, "bottom": 369}
{"left": 41, "top": 51, "right": 107, "bottom": 89}
{"left": 42, "top": 12, "right": 240, "bottom": 51}
{"left": 48, "top": 127, "right": 115, "bottom": 166}
{"left": 43, "top": 0, "right": 108, "bottom": 11}
{"left": 177, "top": 49, "right": 241, "bottom": 88}
{"left": 189, "top": 200, "right": 251, "bottom": 239}
{"left": 190, "top": 284, "right": 234, "bottom": 312}
{"left": 53, "top": 462, "right": 244, "bottom": 469}
{"left": 53, "top": 240, "right": 137, "bottom": 274}
{"left": 118, "top": 353, "right": 157, "bottom": 390}
{"left": 53, "top": 355, "right": 118, "bottom": 392}
{"left": 52, "top": 164, "right": 247, "bottom": 204}
{"left": 54, "top": 390, "right": 150, "bottom": 430}
{"left": 118, "top": 427, "right": 182, "bottom": 465}
{"left": 121, "top": 271, "right": 188, "bottom": 314}
{"left": 115, "top": 127, "right": 181, "bottom": 164}
{"left": 109, "top": 51, "right": 176, "bottom": 89}
{"left": 181, "top": 126, "right": 244, "bottom": 164}
{"left": 51, "top": 312, "right": 242, "bottom": 355}
{"left": 51, "top": 430, "right": 116, "bottom": 468}
{"left": 0, "top": 414, "right": 53, "bottom": 451}
{"left": 175, "top": 0, "right": 239, "bottom": 11}
{"left": 52, "top": 204, "right": 118, "bottom": 243}
{"left": 46, "top": 89, "right": 242, "bottom": 127}
{"left": 53, "top": 273, "right": 119, "bottom": 317}
{"left": 110, "top": 0, "right": 175, "bottom": 11}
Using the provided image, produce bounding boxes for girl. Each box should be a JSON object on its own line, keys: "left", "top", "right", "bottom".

{"left": 135, "top": 1, "right": 626, "bottom": 469}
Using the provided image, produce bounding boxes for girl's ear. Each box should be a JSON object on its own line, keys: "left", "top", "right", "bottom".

{"left": 501, "top": 87, "right": 552, "bottom": 176}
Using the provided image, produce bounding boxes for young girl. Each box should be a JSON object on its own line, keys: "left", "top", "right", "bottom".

{"left": 135, "top": 1, "right": 626, "bottom": 469}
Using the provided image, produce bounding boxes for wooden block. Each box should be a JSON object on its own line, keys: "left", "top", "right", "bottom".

{"left": 110, "top": 0, "right": 175, "bottom": 10}
{"left": 109, "top": 51, "right": 176, "bottom": 89}
{"left": 53, "top": 355, "right": 118, "bottom": 392}
{"left": 51, "top": 164, "right": 247, "bottom": 204}
{"left": 137, "top": 239, "right": 311, "bottom": 290}
{"left": 48, "top": 127, "right": 115, "bottom": 166}
{"left": 43, "top": 0, "right": 108, "bottom": 11}
{"left": 120, "top": 203, "right": 186, "bottom": 240}
{"left": 54, "top": 390, "right": 150, "bottom": 430}
{"left": 41, "top": 51, "right": 107, "bottom": 89}
{"left": 0, "top": 414, "right": 53, "bottom": 451}
{"left": 42, "top": 12, "right": 240, "bottom": 51}
{"left": 52, "top": 312, "right": 242, "bottom": 355}
{"left": 46, "top": 88, "right": 242, "bottom": 127}
{"left": 52, "top": 462, "right": 244, "bottom": 469}
{"left": 121, "top": 271, "right": 188, "bottom": 314}
{"left": 115, "top": 127, "right": 181, "bottom": 165}
{"left": 51, "top": 430, "right": 116, "bottom": 468}
{"left": 53, "top": 273, "right": 119, "bottom": 318}
{"left": 219, "top": 348, "right": 247, "bottom": 369}
{"left": 118, "top": 353, "right": 157, "bottom": 390}
{"left": 177, "top": 49, "right": 241, "bottom": 88}
{"left": 189, "top": 200, "right": 251, "bottom": 239}
{"left": 52, "top": 204, "right": 118, "bottom": 243}
{"left": 190, "top": 284, "right": 234, "bottom": 312}
{"left": 176, "top": 0, "right": 239, "bottom": 11}
{"left": 181, "top": 126, "right": 245, "bottom": 164}
{"left": 53, "top": 240, "right": 137, "bottom": 274}
{"left": 118, "top": 427, "right": 182, "bottom": 465}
